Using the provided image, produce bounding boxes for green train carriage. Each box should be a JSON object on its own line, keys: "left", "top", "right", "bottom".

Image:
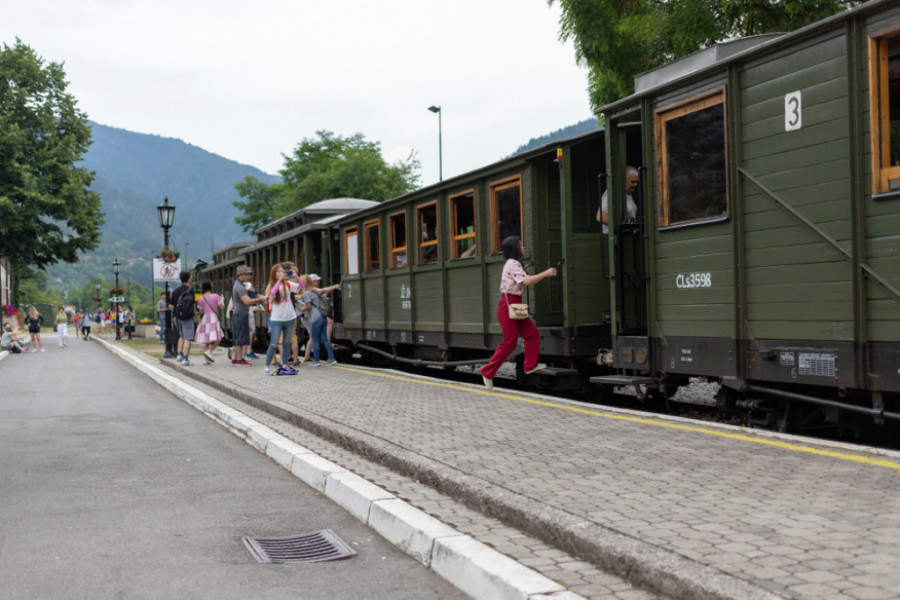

{"left": 334, "top": 130, "right": 612, "bottom": 389}
{"left": 595, "top": 0, "right": 900, "bottom": 429}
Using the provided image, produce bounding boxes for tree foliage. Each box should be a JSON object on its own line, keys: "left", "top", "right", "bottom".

{"left": 233, "top": 130, "right": 420, "bottom": 233}
{"left": 0, "top": 39, "right": 104, "bottom": 276}
{"left": 549, "top": 0, "right": 859, "bottom": 108}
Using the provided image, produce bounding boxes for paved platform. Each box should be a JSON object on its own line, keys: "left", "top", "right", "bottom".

{"left": 103, "top": 341, "right": 900, "bottom": 600}
{"left": 0, "top": 336, "right": 468, "bottom": 600}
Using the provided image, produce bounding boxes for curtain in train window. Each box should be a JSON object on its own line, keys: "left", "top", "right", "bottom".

{"left": 657, "top": 91, "right": 728, "bottom": 227}
{"left": 869, "top": 33, "right": 900, "bottom": 194}
{"left": 490, "top": 177, "right": 522, "bottom": 253}
{"left": 417, "top": 202, "right": 439, "bottom": 264}
{"left": 451, "top": 190, "right": 476, "bottom": 258}
{"left": 364, "top": 220, "right": 380, "bottom": 272}
{"left": 389, "top": 211, "right": 407, "bottom": 268}
{"left": 344, "top": 227, "right": 358, "bottom": 275}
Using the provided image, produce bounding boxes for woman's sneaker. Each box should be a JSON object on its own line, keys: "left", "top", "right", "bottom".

{"left": 309, "top": 361, "right": 321, "bottom": 368}
{"left": 203, "top": 350, "right": 215, "bottom": 363}
{"left": 264, "top": 367, "right": 271, "bottom": 376}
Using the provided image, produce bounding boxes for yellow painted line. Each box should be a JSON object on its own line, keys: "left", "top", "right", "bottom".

{"left": 336, "top": 365, "right": 900, "bottom": 471}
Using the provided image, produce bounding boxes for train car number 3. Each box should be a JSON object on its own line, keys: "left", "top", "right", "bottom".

{"left": 676, "top": 272, "right": 712, "bottom": 289}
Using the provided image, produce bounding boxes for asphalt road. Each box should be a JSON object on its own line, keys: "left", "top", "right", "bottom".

{"left": 0, "top": 338, "right": 468, "bottom": 599}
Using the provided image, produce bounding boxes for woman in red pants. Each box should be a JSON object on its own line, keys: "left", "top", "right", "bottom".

{"left": 480, "top": 236, "right": 557, "bottom": 390}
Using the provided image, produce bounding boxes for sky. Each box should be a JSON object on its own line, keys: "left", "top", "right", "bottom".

{"left": 3, "top": 0, "right": 593, "bottom": 186}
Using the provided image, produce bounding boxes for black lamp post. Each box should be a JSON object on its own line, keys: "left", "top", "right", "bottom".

{"left": 157, "top": 196, "right": 176, "bottom": 358}
{"left": 112, "top": 258, "right": 121, "bottom": 339}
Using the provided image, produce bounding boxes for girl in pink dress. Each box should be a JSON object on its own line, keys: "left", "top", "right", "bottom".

{"left": 195, "top": 279, "right": 224, "bottom": 365}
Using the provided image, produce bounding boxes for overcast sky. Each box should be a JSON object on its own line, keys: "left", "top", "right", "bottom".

{"left": 4, "top": 0, "right": 593, "bottom": 186}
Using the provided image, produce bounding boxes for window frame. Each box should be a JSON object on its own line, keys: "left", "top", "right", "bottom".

{"left": 869, "top": 29, "right": 900, "bottom": 196}
{"left": 416, "top": 201, "right": 440, "bottom": 265}
{"left": 450, "top": 189, "right": 477, "bottom": 259}
{"left": 489, "top": 176, "right": 523, "bottom": 254}
{"left": 388, "top": 210, "right": 408, "bottom": 269}
{"left": 343, "top": 226, "right": 359, "bottom": 276}
{"left": 363, "top": 219, "right": 381, "bottom": 273}
{"left": 655, "top": 89, "right": 729, "bottom": 228}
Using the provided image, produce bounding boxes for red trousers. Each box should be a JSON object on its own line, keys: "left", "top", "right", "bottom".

{"left": 480, "top": 294, "right": 539, "bottom": 380}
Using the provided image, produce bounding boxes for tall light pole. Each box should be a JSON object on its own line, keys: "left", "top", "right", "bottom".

{"left": 428, "top": 105, "right": 442, "bottom": 182}
{"left": 184, "top": 242, "right": 190, "bottom": 269}
{"left": 157, "top": 196, "right": 176, "bottom": 358}
{"left": 112, "top": 258, "right": 121, "bottom": 339}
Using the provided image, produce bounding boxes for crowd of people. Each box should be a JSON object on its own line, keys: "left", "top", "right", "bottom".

{"left": 163, "top": 263, "right": 340, "bottom": 377}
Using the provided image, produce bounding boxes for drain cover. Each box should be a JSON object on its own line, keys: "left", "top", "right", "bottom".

{"left": 242, "top": 529, "right": 357, "bottom": 563}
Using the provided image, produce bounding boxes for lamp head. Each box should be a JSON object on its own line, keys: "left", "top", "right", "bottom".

{"left": 157, "top": 196, "right": 176, "bottom": 229}
{"left": 427, "top": 105, "right": 440, "bottom": 113}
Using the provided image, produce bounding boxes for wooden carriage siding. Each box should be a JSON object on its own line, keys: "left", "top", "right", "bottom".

{"left": 599, "top": 0, "right": 900, "bottom": 389}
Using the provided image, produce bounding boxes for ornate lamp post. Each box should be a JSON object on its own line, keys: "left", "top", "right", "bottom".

{"left": 112, "top": 258, "right": 121, "bottom": 339}
{"left": 157, "top": 196, "right": 177, "bottom": 358}
{"left": 428, "top": 105, "right": 442, "bottom": 182}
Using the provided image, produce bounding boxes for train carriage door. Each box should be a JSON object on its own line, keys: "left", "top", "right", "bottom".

{"left": 610, "top": 122, "right": 648, "bottom": 338}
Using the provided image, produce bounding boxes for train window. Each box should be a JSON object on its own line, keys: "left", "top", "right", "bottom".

{"left": 869, "top": 32, "right": 900, "bottom": 195}
{"left": 490, "top": 177, "right": 522, "bottom": 253}
{"left": 389, "top": 211, "right": 407, "bottom": 268}
{"left": 364, "top": 220, "right": 380, "bottom": 272}
{"left": 451, "top": 190, "right": 477, "bottom": 258}
{"left": 344, "top": 227, "right": 359, "bottom": 275}
{"left": 417, "top": 202, "right": 439, "bottom": 264}
{"left": 657, "top": 91, "right": 728, "bottom": 227}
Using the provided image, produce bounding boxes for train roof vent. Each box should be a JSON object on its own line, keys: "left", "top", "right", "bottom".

{"left": 634, "top": 34, "right": 783, "bottom": 94}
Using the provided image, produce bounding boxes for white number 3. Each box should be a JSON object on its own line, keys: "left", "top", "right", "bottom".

{"left": 785, "top": 91, "right": 802, "bottom": 131}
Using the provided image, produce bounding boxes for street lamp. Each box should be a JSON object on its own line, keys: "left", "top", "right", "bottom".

{"left": 184, "top": 242, "right": 190, "bottom": 270}
{"left": 428, "top": 105, "right": 442, "bottom": 182}
{"left": 112, "top": 258, "right": 121, "bottom": 339}
{"left": 157, "top": 196, "right": 177, "bottom": 358}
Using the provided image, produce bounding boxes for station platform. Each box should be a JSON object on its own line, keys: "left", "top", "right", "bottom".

{"left": 100, "top": 340, "right": 900, "bottom": 600}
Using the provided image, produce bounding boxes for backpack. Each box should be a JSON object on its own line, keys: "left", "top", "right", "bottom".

{"left": 174, "top": 290, "right": 195, "bottom": 320}
{"left": 94, "top": 312, "right": 102, "bottom": 323}
{"left": 317, "top": 293, "right": 333, "bottom": 319}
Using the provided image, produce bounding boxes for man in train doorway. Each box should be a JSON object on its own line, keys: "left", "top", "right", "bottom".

{"left": 231, "top": 265, "right": 267, "bottom": 366}
{"left": 596, "top": 166, "right": 639, "bottom": 234}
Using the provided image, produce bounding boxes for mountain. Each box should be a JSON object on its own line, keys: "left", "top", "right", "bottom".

{"left": 511, "top": 118, "right": 601, "bottom": 156}
{"left": 45, "top": 123, "right": 280, "bottom": 293}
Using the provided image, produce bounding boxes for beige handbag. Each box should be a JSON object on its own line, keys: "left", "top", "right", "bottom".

{"left": 503, "top": 289, "right": 529, "bottom": 320}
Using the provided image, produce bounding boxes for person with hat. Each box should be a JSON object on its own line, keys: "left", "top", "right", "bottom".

{"left": 231, "top": 264, "right": 267, "bottom": 366}
{"left": 301, "top": 273, "right": 341, "bottom": 363}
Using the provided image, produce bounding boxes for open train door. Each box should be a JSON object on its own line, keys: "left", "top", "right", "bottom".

{"left": 608, "top": 122, "right": 651, "bottom": 374}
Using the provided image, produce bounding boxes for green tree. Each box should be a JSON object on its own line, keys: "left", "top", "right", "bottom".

{"left": 0, "top": 40, "right": 104, "bottom": 276}
{"left": 233, "top": 130, "right": 420, "bottom": 232}
{"left": 549, "top": 0, "right": 858, "bottom": 108}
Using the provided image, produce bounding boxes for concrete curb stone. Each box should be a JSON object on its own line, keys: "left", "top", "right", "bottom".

{"left": 96, "top": 338, "right": 580, "bottom": 600}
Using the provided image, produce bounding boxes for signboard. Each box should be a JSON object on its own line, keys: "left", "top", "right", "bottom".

{"left": 153, "top": 258, "right": 182, "bottom": 283}
{"left": 109, "top": 296, "right": 125, "bottom": 303}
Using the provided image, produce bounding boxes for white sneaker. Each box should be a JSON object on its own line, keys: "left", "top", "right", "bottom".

{"left": 203, "top": 350, "right": 215, "bottom": 363}
{"left": 181, "top": 358, "right": 191, "bottom": 366}
{"left": 264, "top": 367, "right": 271, "bottom": 376}
{"left": 326, "top": 359, "right": 338, "bottom": 366}
{"left": 482, "top": 375, "right": 493, "bottom": 390}
{"left": 40, "top": 348, "right": 45, "bottom": 353}
{"left": 309, "top": 362, "right": 321, "bottom": 368}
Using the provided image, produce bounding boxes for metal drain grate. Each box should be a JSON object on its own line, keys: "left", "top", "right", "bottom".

{"left": 242, "top": 529, "right": 357, "bottom": 564}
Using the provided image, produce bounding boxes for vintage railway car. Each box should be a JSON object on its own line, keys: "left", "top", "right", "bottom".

{"left": 202, "top": 198, "right": 376, "bottom": 342}
{"left": 595, "top": 0, "right": 900, "bottom": 429}
{"left": 333, "top": 130, "right": 611, "bottom": 390}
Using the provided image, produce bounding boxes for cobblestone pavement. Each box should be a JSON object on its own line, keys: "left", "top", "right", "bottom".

{"left": 123, "top": 342, "right": 900, "bottom": 600}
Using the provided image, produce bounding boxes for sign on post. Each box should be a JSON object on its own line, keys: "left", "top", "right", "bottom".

{"left": 153, "top": 258, "right": 182, "bottom": 283}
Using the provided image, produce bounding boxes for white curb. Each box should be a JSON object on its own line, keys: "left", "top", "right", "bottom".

{"left": 98, "top": 339, "right": 584, "bottom": 600}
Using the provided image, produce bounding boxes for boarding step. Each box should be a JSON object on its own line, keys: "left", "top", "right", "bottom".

{"left": 590, "top": 375, "right": 658, "bottom": 386}
{"left": 527, "top": 367, "right": 578, "bottom": 377}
